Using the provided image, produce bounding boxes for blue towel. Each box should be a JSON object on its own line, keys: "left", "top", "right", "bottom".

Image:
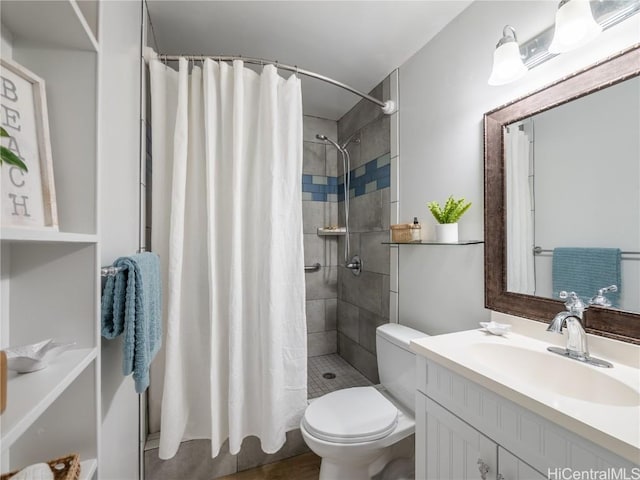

{"left": 552, "top": 247, "right": 621, "bottom": 307}
{"left": 101, "top": 252, "right": 162, "bottom": 393}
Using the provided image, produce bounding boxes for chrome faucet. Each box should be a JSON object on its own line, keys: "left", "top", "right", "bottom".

{"left": 546, "top": 291, "right": 613, "bottom": 368}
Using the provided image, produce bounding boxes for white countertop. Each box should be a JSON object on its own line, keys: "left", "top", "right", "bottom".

{"left": 410, "top": 325, "right": 640, "bottom": 464}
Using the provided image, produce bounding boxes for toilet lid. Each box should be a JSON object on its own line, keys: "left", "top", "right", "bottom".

{"left": 302, "top": 387, "right": 398, "bottom": 444}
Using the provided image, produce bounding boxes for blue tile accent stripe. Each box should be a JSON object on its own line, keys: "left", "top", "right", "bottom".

{"left": 338, "top": 152, "right": 390, "bottom": 202}
{"left": 302, "top": 152, "right": 390, "bottom": 202}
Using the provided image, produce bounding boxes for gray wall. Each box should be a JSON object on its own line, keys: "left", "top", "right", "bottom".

{"left": 302, "top": 115, "right": 340, "bottom": 357}
{"left": 397, "top": 0, "right": 640, "bottom": 336}
{"left": 336, "top": 79, "right": 392, "bottom": 383}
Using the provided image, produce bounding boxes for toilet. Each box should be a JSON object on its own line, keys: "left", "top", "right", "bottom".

{"left": 300, "top": 323, "right": 426, "bottom": 480}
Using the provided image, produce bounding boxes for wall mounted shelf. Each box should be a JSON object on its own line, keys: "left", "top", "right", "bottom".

{"left": 1, "top": 348, "right": 97, "bottom": 450}
{"left": 383, "top": 240, "right": 484, "bottom": 246}
{"left": 317, "top": 227, "right": 347, "bottom": 236}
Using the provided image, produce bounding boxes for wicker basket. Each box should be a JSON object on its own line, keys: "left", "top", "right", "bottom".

{"left": 1, "top": 454, "right": 80, "bottom": 480}
{"left": 390, "top": 223, "right": 421, "bottom": 243}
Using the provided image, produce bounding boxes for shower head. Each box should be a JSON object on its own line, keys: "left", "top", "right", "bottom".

{"left": 316, "top": 134, "right": 342, "bottom": 152}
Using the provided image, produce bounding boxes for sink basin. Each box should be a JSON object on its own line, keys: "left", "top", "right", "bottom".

{"left": 468, "top": 343, "right": 640, "bottom": 407}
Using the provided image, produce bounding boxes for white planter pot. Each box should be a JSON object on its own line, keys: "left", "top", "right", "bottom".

{"left": 435, "top": 223, "right": 458, "bottom": 243}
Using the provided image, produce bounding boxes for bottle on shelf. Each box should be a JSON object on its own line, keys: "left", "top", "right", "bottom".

{"left": 410, "top": 217, "right": 422, "bottom": 243}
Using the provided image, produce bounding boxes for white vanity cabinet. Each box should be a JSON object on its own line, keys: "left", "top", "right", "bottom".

{"left": 498, "top": 448, "right": 546, "bottom": 480}
{"left": 415, "top": 357, "right": 637, "bottom": 480}
{"left": 418, "top": 394, "right": 497, "bottom": 479}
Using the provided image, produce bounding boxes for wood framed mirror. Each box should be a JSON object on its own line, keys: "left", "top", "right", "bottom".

{"left": 484, "top": 44, "right": 640, "bottom": 343}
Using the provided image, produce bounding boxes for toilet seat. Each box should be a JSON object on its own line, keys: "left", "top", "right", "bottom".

{"left": 302, "top": 387, "right": 398, "bottom": 444}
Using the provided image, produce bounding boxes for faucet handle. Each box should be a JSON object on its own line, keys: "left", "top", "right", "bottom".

{"left": 559, "top": 291, "right": 587, "bottom": 315}
{"left": 589, "top": 285, "right": 618, "bottom": 307}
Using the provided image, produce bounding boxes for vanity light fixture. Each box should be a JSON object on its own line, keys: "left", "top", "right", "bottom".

{"left": 548, "top": 0, "right": 602, "bottom": 53}
{"left": 488, "top": 0, "right": 640, "bottom": 86}
{"left": 488, "top": 25, "right": 528, "bottom": 86}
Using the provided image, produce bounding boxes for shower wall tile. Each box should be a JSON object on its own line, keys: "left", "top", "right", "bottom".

{"left": 360, "top": 116, "right": 390, "bottom": 166}
{"left": 326, "top": 237, "right": 338, "bottom": 267}
{"left": 305, "top": 266, "right": 337, "bottom": 300}
{"left": 302, "top": 201, "right": 331, "bottom": 234}
{"left": 339, "top": 269, "right": 385, "bottom": 317}
{"left": 326, "top": 146, "right": 338, "bottom": 177}
{"left": 325, "top": 298, "right": 337, "bottom": 330}
{"left": 338, "top": 333, "right": 379, "bottom": 383}
{"left": 237, "top": 430, "right": 310, "bottom": 472}
{"left": 361, "top": 231, "right": 390, "bottom": 275}
{"left": 303, "top": 115, "right": 337, "bottom": 144}
{"left": 144, "top": 440, "right": 237, "bottom": 480}
{"left": 337, "top": 299, "right": 359, "bottom": 342}
{"left": 306, "top": 299, "right": 326, "bottom": 334}
{"left": 390, "top": 112, "right": 399, "bottom": 160}
{"left": 359, "top": 308, "right": 387, "bottom": 354}
{"left": 338, "top": 82, "right": 385, "bottom": 143}
{"left": 303, "top": 234, "right": 324, "bottom": 266}
{"left": 382, "top": 188, "right": 390, "bottom": 230}
{"left": 303, "top": 141, "right": 326, "bottom": 176}
{"left": 308, "top": 330, "right": 337, "bottom": 357}
{"left": 348, "top": 189, "right": 384, "bottom": 232}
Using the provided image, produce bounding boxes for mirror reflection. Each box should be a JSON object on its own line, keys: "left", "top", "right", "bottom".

{"left": 506, "top": 76, "right": 640, "bottom": 313}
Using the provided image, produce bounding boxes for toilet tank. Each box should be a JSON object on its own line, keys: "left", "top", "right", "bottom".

{"left": 376, "top": 324, "right": 427, "bottom": 414}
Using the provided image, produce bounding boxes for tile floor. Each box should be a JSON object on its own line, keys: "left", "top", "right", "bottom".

{"left": 308, "top": 354, "right": 373, "bottom": 398}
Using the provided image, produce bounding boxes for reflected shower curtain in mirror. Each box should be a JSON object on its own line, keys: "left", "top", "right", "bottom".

{"left": 506, "top": 125, "right": 535, "bottom": 294}
{"left": 148, "top": 58, "right": 307, "bottom": 458}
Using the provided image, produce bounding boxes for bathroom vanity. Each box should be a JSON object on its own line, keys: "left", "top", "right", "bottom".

{"left": 411, "top": 314, "right": 640, "bottom": 479}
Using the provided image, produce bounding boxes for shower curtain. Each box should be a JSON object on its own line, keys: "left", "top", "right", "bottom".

{"left": 149, "top": 58, "right": 307, "bottom": 459}
{"left": 505, "top": 125, "right": 535, "bottom": 294}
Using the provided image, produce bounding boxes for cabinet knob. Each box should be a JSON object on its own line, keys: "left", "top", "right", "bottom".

{"left": 497, "top": 475, "right": 506, "bottom": 480}
{"left": 477, "top": 458, "right": 490, "bottom": 480}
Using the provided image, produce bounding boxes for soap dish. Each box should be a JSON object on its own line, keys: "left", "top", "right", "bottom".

{"left": 479, "top": 321, "right": 511, "bottom": 336}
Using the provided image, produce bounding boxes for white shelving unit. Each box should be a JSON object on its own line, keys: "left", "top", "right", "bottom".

{"left": 1, "top": 1, "right": 101, "bottom": 478}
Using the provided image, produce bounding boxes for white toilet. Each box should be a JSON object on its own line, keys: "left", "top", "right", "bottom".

{"left": 300, "top": 323, "right": 426, "bottom": 480}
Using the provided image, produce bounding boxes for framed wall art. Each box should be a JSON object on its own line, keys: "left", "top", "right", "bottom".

{"left": 1, "top": 57, "right": 58, "bottom": 230}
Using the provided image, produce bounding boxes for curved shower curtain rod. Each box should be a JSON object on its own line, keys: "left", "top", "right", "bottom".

{"left": 143, "top": 48, "right": 397, "bottom": 115}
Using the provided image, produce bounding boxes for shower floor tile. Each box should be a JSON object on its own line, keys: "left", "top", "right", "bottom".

{"left": 308, "top": 354, "right": 373, "bottom": 399}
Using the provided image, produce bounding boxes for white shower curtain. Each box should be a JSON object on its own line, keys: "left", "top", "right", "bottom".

{"left": 505, "top": 125, "right": 535, "bottom": 294}
{"left": 149, "top": 58, "right": 307, "bottom": 459}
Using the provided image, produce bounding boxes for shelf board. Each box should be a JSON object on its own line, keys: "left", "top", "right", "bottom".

{"left": 1, "top": 348, "right": 97, "bottom": 450}
{"left": 383, "top": 240, "right": 485, "bottom": 245}
{"left": 1, "top": 0, "right": 98, "bottom": 52}
{"left": 1, "top": 228, "right": 97, "bottom": 244}
{"left": 317, "top": 227, "right": 347, "bottom": 236}
{"left": 79, "top": 458, "right": 98, "bottom": 480}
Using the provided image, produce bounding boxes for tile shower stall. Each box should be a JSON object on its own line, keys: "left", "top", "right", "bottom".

{"left": 303, "top": 76, "right": 392, "bottom": 390}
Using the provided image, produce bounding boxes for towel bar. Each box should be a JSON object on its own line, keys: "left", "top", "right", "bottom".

{"left": 101, "top": 266, "right": 125, "bottom": 277}
{"left": 533, "top": 246, "right": 640, "bottom": 257}
{"left": 305, "top": 263, "right": 321, "bottom": 272}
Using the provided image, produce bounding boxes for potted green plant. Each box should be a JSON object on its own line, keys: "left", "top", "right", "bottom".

{"left": 427, "top": 195, "right": 471, "bottom": 243}
{"left": 0, "top": 127, "right": 28, "bottom": 172}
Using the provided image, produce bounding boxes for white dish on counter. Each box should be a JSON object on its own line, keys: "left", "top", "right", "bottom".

{"left": 479, "top": 321, "right": 511, "bottom": 335}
